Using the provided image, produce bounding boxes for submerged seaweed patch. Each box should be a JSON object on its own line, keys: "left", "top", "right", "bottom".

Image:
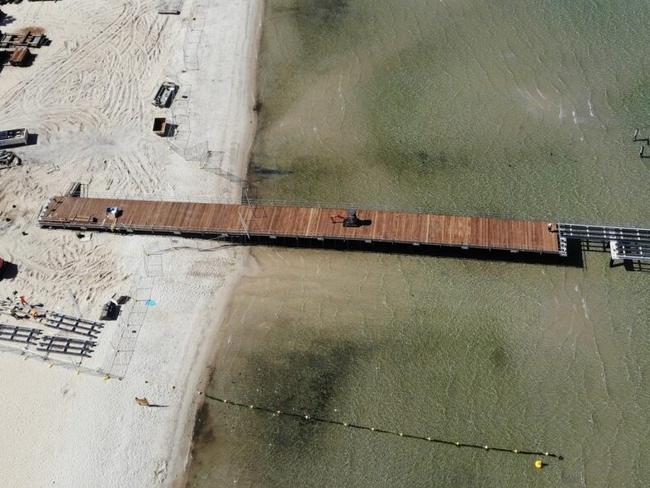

{"left": 294, "top": 0, "right": 350, "bottom": 28}
{"left": 252, "top": 163, "right": 293, "bottom": 178}
{"left": 246, "top": 336, "right": 368, "bottom": 420}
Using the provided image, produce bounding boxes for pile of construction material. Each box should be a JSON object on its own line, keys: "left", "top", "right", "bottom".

{"left": 0, "top": 295, "right": 105, "bottom": 359}
{"left": 0, "top": 30, "right": 47, "bottom": 49}
{"left": 0, "top": 7, "right": 52, "bottom": 67}
{"left": 0, "top": 149, "right": 20, "bottom": 168}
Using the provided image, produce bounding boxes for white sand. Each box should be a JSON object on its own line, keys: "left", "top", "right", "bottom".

{"left": 0, "top": 0, "right": 261, "bottom": 486}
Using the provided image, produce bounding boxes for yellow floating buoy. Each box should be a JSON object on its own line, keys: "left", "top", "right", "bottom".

{"left": 534, "top": 459, "right": 544, "bottom": 470}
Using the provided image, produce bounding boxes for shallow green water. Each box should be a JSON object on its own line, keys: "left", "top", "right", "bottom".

{"left": 249, "top": 0, "right": 649, "bottom": 222}
{"left": 187, "top": 1, "right": 650, "bottom": 486}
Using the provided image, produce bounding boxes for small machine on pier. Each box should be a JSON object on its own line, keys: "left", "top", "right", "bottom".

{"left": 330, "top": 208, "right": 364, "bottom": 227}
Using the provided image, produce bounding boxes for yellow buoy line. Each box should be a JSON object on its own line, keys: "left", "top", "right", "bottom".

{"left": 205, "top": 394, "right": 563, "bottom": 461}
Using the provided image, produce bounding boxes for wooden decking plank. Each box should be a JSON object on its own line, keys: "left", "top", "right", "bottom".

{"left": 129, "top": 200, "right": 147, "bottom": 227}
{"left": 426, "top": 215, "right": 443, "bottom": 245}
{"left": 416, "top": 213, "right": 429, "bottom": 243}
{"left": 523, "top": 221, "right": 534, "bottom": 250}
{"left": 261, "top": 206, "right": 280, "bottom": 235}
{"left": 385, "top": 211, "right": 400, "bottom": 242}
{"left": 165, "top": 201, "right": 182, "bottom": 229}
{"left": 295, "top": 207, "right": 313, "bottom": 237}
{"left": 195, "top": 203, "right": 210, "bottom": 230}
{"left": 396, "top": 212, "right": 410, "bottom": 243}
{"left": 200, "top": 203, "right": 218, "bottom": 230}
{"left": 371, "top": 210, "right": 385, "bottom": 241}
{"left": 318, "top": 208, "right": 338, "bottom": 237}
{"left": 182, "top": 202, "right": 200, "bottom": 230}
{"left": 319, "top": 208, "right": 339, "bottom": 238}
{"left": 68, "top": 197, "right": 86, "bottom": 223}
{"left": 186, "top": 202, "right": 202, "bottom": 228}
{"left": 367, "top": 210, "right": 381, "bottom": 240}
{"left": 220, "top": 204, "right": 240, "bottom": 231}
{"left": 305, "top": 208, "right": 317, "bottom": 237}
{"left": 284, "top": 206, "right": 303, "bottom": 236}
{"left": 404, "top": 212, "right": 422, "bottom": 243}
{"left": 141, "top": 200, "right": 157, "bottom": 230}
{"left": 150, "top": 200, "right": 168, "bottom": 229}
{"left": 469, "top": 217, "right": 485, "bottom": 248}
{"left": 176, "top": 201, "right": 194, "bottom": 228}
{"left": 188, "top": 202, "right": 201, "bottom": 229}
{"left": 167, "top": 202, "right": 185, "bottom": 229}
{"left": 515, "top": 220, "right": 528, "bottom": 250}
{"left": 147, "top": 201, "right": 164, "bottom": 229}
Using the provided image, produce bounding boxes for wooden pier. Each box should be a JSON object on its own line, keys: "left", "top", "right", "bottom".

{"left": 38, "top": 196, "right": 561, "bottom": 255}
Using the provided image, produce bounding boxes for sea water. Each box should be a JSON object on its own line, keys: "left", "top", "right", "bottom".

{"left": 187, "top": 1, "right": 650, "bottom": 486}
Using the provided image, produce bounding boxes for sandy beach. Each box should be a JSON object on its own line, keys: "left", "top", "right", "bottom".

{"left": 0, "top": 1, "right": 261, "bottom": 486}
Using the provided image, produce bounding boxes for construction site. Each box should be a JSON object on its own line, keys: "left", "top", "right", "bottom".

{"left": 0, "top": 1, "right": 648, "bottom": 487}
{"left": 0, "top": 1, "right": 260, "bottom": 486}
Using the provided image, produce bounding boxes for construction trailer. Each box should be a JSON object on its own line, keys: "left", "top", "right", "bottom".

{"left": 0, "top": 128, "right": 29, "bottom": 148}
{"left": 152, "top": 81, "right": 178, "bottom": 108}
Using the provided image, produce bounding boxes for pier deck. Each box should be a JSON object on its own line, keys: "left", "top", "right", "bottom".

{"left": 38, "top": 197, "right": 561, "bottom": 254}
